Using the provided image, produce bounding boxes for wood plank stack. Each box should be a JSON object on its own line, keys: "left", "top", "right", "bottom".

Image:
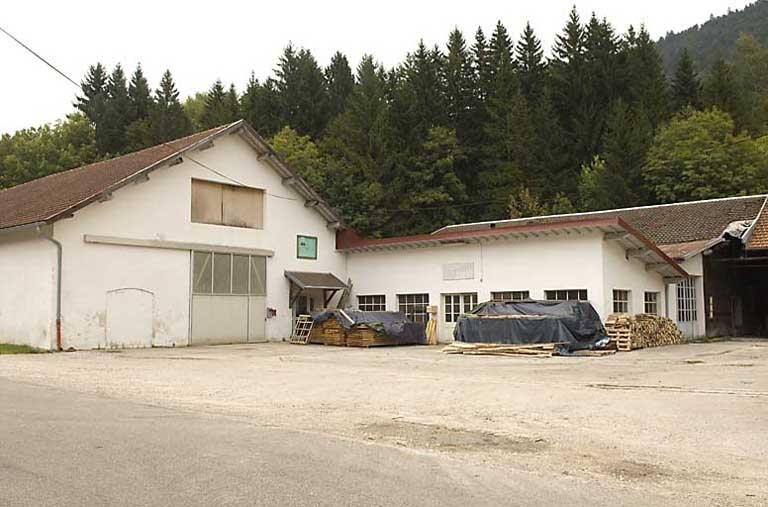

{"left": 605, "top": 313, "right": 683, "bottom": 351}
{"left": 309, "top": 318, "right": 347, "bottom": 346}
{"left": 442, "top": 342, "right": 558, "bottom": 357}
{"left": 346, "top": 325, "right": 397, "bottom": 348}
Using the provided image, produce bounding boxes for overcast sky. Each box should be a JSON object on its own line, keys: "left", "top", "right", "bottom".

{"left": 0, "top": 0, "right": 755, "bottom": 135}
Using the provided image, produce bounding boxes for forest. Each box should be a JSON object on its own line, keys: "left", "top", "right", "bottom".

{"left": 657, "top": 0, "right": 768, "bottom": 75}
{"left": 1, "top": 7, "right": 768, "bottom": 237}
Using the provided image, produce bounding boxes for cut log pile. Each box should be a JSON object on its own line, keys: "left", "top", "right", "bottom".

{"left": 442, "top": 342, "right": 559, "bottom": 357}
{"left": 605, "top": 313, "right": 683, "bottom": 351}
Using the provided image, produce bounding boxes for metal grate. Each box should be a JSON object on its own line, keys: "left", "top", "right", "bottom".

{"left": 290, "top": 315, "right": 314, "bottom": 344}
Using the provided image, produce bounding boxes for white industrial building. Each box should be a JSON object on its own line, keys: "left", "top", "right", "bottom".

{"left": 1, "top": 120, "right": 767, "bottom": 350}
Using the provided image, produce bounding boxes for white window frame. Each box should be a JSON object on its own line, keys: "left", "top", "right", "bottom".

{"left": 192, "top": 251, "right": 266, "bottom": 296}
{"left": 677, "top": 278, "right": 697, "bottom": 322}
{"left": 443, "top": 293, "right": 478, "bottom": 323}
{"left": 612, "top": 289, "right": 631, "bottom": 314}
{"left": 491, "top": 291, "right": 530, "bottom": 302}
{"left": 358, "top": 295, "right": 386, "bottom": 312}
{"left": 397, "top": 294, "right": 430, "bottom": 324}
{"left": 644, "top": 292, "right": 659, "bottom": 315}
{"left": 545, "top": 289, "right": 588, "bottom": 302}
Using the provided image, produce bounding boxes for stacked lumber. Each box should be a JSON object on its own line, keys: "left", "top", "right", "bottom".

{"left": 309, "top": 318, "right": 347, "bottom": 346}
{"left": 442, "top": 342, "right": 558, "bottom": 357}
{"left": 605, "top": 313, "right": 683, "bottom": 351}
{"left": 346, "top": 325, "right": 397, "bottom": 348}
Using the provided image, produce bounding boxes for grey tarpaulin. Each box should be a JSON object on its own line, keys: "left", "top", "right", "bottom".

{"left": 313, "top": 310, "right": 426, "bottom": 345}
{"left": 453, "top": 300, "right": 606, "bottom": 350}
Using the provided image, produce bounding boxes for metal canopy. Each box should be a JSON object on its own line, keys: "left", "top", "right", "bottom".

{"left": 285, "top": 271, "right": 349, "bottom": 309}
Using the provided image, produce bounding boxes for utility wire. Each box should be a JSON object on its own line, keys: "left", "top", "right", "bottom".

{"left": 0, "top": 25, "right": 80, "bottom": 89}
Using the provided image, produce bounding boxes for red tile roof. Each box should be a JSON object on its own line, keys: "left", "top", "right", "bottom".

{"left": 747, "top": 207, "right": 768, "bottom": 250}
{"left": 0, "top": 124, "right": 234, "bottom": 231}
{"left": 434, "top": 195, "right": 768, "bottom": 246}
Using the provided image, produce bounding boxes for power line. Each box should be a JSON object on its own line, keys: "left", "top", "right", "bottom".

{"left": 0, "top": 25, "right": 80, "bottom": 89}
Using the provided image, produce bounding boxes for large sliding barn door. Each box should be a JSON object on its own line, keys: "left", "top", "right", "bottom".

{"left": 191, "top": 251, "right": 266, "bottom": 345}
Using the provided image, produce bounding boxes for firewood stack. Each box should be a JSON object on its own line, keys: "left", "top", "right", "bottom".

{"left": 605, "top": 313, "right": 683, "bottom": 351}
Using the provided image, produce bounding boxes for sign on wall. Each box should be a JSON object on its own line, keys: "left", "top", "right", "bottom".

{"left": 442, "top": 262, "right": 474, "bottom": 280}
{"left": 297, "top": 235, "right": 318, "bottom": 259}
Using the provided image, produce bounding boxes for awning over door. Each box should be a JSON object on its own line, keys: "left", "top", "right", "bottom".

{"left": 285, "top": 271, "right": 348, "bottom": 308}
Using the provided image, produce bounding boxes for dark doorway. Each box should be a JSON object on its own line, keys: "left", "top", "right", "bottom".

{"left": 704, "top": 242, "right": 768, "bottom": 337}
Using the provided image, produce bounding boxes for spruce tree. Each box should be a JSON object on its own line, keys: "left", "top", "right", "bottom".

{"left": 325, "top": 51, "right": 354, "bottom": 119}
{"left": 515, "top": 22, "right": 545, "bottom": 104}
{"left": 623, "top": 26, "right": 669, "bottom": 129}
{"left": 703, "top": 57, "right": 737, "bottom": 115}
{"left": 225, "top": 83, "right": 240, "bottom": 122}
{"left": 240, "top": 73, "right": 282, "bottom": 136}
{"left": 601, "top": 98, "right": 652, "bottom": 206}
{"left": 671, "top": 48, "right": 702, "bottom": 111}
{"left": 275, "top": 45, "right": 329, "bottom": 137}
{"left": 75, "top": 63, "right": 108, "bottom": 124}
{"left": 201, "top": 80, "right": 230, "bottom": 128}
{"left": 100, "top": 64, "right": 131, "bottom": 155}
{"left": 128, "top": 64, "right": 152, "bottom": 122}
{"left": 150, "top": 70, "right": 191, "bottom": 142}
{"left": 549, "top": 7, "right": 587, "bottom": 196}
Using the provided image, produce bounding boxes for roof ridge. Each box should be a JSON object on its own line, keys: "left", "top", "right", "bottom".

{"left": 0, "top": 122, "right": 235, "bottom": 196}
{"left": 432, "top": 194, "right": 768, "bottom": 234}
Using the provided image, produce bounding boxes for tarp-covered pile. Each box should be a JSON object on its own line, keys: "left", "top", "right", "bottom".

{"left": 453, "top": 300, "right": 606, "bottom": 351}
{"left": 312, "top": 310, "right": 426, "bottom": 346}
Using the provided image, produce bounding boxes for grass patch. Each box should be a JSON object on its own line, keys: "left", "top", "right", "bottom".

{"left": 0, "top": 344, "right": 47, "bottom": 355}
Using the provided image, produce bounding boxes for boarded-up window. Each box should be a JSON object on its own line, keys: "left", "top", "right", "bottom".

{"left": 191, "top": 179, "right": 263, "bottom": 229}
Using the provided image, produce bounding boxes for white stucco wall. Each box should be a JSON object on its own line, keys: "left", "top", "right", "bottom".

{"left": 52, "top": 134, "right": 345, "bottom": 349}
{"left": 347, "top": 232, "right": 607, "bottom": 342}
{"left": 0, "top": 231, "right": 56, "bottom": 349}
{"left": 601, "top": 240, "right": 668, "bottom": 317}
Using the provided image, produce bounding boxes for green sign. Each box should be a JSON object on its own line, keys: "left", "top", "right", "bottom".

{"left": 297, "top": 235, "right": 318, "bottom": 259}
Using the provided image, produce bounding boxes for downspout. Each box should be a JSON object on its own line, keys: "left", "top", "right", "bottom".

{"left": 36, "top": 225, "right": 62, "bottom": 351}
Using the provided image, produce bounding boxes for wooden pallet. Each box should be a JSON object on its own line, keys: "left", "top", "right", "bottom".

{"left": 442, "top": 342, "right": 559, "bottom": 357}
{"left": 289, "top": 315, "right": 314, "bottom": 345}
{"left": 616, "top": 336, "right": 632, "bottom": 352}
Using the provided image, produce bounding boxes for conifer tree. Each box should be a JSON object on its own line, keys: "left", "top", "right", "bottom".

{"left": 703, "top": 58, "right": 737, "bottom": 115}
{"left": 201, "top": 80, "right": 230, "bottom": 128}
{"left": 623, "top": 26, "right": 669, "bottom": 129}
{"left": 445, "top": 28, "right": 474, "bottom": 135}
{"left": 240, "top": 74, "right": 282, "bottom": 136}
{"left": 128, "top": 64, "right": 153, "bottom": 122}
{"left": 275, "top": 45, "right": 329, "bottom": 137}
{"left": 150, "top": 70, "right": 191, "bottom": 142}
{"left": 515, "top": 22, "right": 545, "bottom": 104}
{"left": 671, "top": 48, "right": 702, "bottom": 111}
{"left": 100, "top": 64, "right": 131, "bottom": 155}
{"left": 325, "top": 51, "right": 354, "bottom": 119}
{"left": 225, "top": 83, "right": 240, "bottom": 122}
{"left": 75, "top": 63, "right": 108, "bottom": 125}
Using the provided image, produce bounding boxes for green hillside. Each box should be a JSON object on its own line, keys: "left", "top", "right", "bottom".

{"left": 657, "top": 0, "right": 768, "bottom": 74}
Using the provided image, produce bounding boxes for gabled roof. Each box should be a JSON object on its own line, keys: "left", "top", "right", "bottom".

{"left": 432, "top": 195, "right": 768, "bottom": 246}
{"left": 0, "top": 120, "right": 343, "bottom": 232}
{"left": 337, "top": 216, "right": 688, "bottom": 279}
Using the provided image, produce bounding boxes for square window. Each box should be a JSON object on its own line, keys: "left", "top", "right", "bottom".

{"left": 297, "top": 235, "right": 318, "bottom": 259}
{"left": 612, "top": 289, "right": 630, "bottom": 314}
{"left": 398, "top": 294, "right": 430, "bottom": 324}
{"left": 644, "top": 292, "right": 659, "bottom": 315}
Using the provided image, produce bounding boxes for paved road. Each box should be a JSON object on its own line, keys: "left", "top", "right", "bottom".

{"left": 0, "top": 378, "right": 615, "bottom": 507}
